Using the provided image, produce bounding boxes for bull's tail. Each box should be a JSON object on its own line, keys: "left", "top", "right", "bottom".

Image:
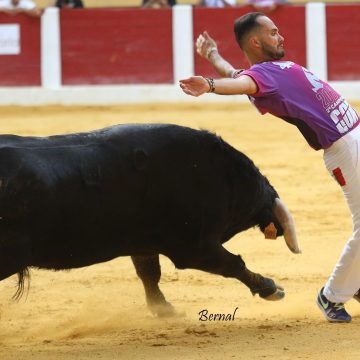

{"left": 12, "top": 268, "right": 30, "bottom": 301}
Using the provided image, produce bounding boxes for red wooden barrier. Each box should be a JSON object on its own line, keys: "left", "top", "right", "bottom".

{"left": 0, "top": 14, "right": 40, "bottom": 86}
{"left": 193, "top": 5, "right": 306, "bottom": 77}
{"left": 0, "top": 5, "right": 359, "bottom": 87}
{"left": 326, "top": 4, "right": 360, "bottom": 81}
{"left": 60, "top": 8, "right": 174, "bottom": 85}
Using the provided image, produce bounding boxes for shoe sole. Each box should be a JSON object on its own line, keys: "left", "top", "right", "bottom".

{"left": 316, "top": 297, "right": 352, "bottom": 323}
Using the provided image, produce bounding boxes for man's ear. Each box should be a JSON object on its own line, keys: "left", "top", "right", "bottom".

{"left": 249, "top": 35, "right": 261, "bottom": 49}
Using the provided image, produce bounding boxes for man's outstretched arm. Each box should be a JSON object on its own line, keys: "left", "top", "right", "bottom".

{"left": 196, "top": 31, "right": 243, "bottom": 78}
{"left": 179, "top": 75, "right": 257, "bottom": 97}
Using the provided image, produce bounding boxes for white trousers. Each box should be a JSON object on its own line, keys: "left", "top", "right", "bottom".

{"left": 323, "top": 124, "right": 360, "bottom": 303}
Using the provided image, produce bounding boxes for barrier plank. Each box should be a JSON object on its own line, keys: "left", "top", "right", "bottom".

{"left": 326, "top": 4, "right": 360, "bottom": 81}
{"left": 0, "top": 14, "right": 41, "bottom": 86}
{"left": 193, "top": 6, "right": 306, "bottom": 77}
{"left": 60, "top": 9, "right": 173, "bottom": 85}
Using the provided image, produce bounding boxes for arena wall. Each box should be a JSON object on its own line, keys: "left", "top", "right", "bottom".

{"left": 0, "top": 3, "right": 359, "bottom": 105}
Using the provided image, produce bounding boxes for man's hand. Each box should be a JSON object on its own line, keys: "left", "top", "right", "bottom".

{"left": 179, "top": 76, "right": 210, "bottom": 97}
{"left": 195, "top": 31, "right": 237, "bottom": 78}
{"left": 196, "top": 31, "right": 218, "bottom": 60}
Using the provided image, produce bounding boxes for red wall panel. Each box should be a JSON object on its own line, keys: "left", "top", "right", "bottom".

{"left": 193, "top": 6, "right": 306, "bottom": 77}
{"left": 0, "top": 14, "right": 40, "bottom": 86}
{"left": 326, "top": 4, "right": 360, "bottom": 81}
{"left": 0, "top": 6, "right": 358, "bottom": 88}
{"left": 60, "top": 8, "right": 173, "bottom": 85}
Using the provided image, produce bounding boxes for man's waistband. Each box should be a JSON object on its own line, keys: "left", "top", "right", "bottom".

{"left": 325, "top": 120, "right": 360, "bottom": 153}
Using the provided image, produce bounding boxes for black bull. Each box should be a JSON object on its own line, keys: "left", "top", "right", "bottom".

{"left": 0, "top": 124, "right": 300, "bottom": 316}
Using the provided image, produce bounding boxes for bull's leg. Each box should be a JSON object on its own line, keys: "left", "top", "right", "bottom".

{"left": 131, "top": 254, "right": 176, "bottom": 317}
{"left": 170, "top": 245, "right": 284, "bottom": 300}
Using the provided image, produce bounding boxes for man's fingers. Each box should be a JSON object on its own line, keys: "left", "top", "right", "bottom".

{"left": 184, "top": 89, "right": 199, "bottom": 97}
{"left": 203, "top": 31, "right": 217, "bottom": 48}
{"left": 196, "top": 35, "right": 208, "bottom": 57}
{"left": 204, "top": 31, "right": 214, "bottom": 42}
{"left": 197, "top": 34, "right": 204, "bottom": 43}
{"left": 196, "top": 36, "right": 204, "bottom": 50}
{"left": 180, "top": 76, "right": 202, "bottom": 84}
{"left": 179, "top": 78, "right": 194, "bottom": 84}
{"left": 183, "top": 89, "right": 194, "bottom": 96}
{"left": 179, "top": 83, "right": 190, "bottom": 91}
{"left": 180, "top": 85, "right": 198, "bottom": 97}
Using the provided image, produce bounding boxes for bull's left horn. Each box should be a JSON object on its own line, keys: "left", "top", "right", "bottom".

{"left": 273, "top": 198, "right": 301, "bottom": 254}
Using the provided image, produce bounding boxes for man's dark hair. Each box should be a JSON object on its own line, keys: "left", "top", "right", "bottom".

{"left": 234, "top": 12, "right": 265, "bottom": 49}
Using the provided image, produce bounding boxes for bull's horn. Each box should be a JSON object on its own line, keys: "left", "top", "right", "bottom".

{"left": 273, "top": 198, "right": 301, "bottom": 254}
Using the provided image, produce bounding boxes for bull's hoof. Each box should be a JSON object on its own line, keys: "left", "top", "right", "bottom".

{"left": 260, "top": 285, "right": 285, "bottom": 301}
{"left": 149, "top": 301, "right": 177, "bottom": 318}
{"left": 251, "top": 276, "right": 285, "bottom": 301}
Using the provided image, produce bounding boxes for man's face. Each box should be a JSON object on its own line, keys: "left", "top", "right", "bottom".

{"left": 254, "top": 16, "right": 285, "bottom": 61}
{"left": 11, "top": 0, "right": 20, "bottom": 6}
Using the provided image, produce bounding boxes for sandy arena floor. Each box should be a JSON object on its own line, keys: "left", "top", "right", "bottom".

{"left": 0, "top": 103, "right": 359, "bottom": 359}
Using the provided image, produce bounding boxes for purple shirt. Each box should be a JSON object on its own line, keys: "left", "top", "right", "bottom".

{"left": 240, "top": 61, "right": 359, "bottom": 150}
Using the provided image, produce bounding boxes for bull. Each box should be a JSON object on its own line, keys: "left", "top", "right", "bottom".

{"left": 0, "top": 124, "right": 300, "bottom": 317}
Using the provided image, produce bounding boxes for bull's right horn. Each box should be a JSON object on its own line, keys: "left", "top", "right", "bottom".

{"left": 273, "top": 198, "right": 301, "bottom": 254}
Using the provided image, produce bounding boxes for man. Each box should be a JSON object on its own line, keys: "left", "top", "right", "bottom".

{"left": 199, "top": 0, "right": 237, "bottom": 7}
{"left": 247, "top": 0, "right": 287, "bottom": 13}
{"left": 180, "top": 12, "right": 360, "bottom": 323}
{"left": 142, "top": 0, "right": 176, "bottom": 8}
{"left": 52, "top": 0, "right": 84, "bottom": 8}
{"left": 0, "top": 0, "right": 42, "bottom": 17}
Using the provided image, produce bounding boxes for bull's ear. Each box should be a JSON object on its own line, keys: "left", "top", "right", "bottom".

{"left": 264, "top": 222, "right": 277, "bottom": 239}
{"left": 133, "top": 149, "right": 148, "bottom": 171}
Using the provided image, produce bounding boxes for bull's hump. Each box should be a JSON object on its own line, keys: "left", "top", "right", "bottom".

{"left": 0, "top": 124, "right": 186, "bottom": 148}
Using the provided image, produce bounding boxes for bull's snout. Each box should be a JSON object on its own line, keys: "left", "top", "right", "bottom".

{"left": 272, "top": 198, "right": 301, "bottom": 254}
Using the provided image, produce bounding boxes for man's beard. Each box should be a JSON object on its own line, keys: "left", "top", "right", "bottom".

{"left": 261, "top": 42, "right": 285, "bottom": 61}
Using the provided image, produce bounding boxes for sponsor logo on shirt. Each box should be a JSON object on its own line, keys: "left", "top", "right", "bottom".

{"left": 329, "top": 100, "right": 359, "bottom": 134}
{"left": 302, "top": 67, "right": 359, "bottom": 134}
{"left": 302, "top": 67, "right": 324, "bottom": 93}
